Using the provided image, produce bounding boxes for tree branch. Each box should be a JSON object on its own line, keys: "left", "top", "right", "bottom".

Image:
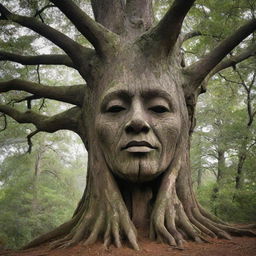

{"left": 0, "top": 105, "right": 81, "bottom": 133}
{"left": 0, "top": 113, "right": 7, "bottom": 132}
{"left": 0, "top": 3, "right": 91, "bottom": 66}
{"left": 210, "top": 43, "right": 256, "bottom": 75}
{"left": 27, "top": 130, "right": 40, "bottom": 153}
{"left": 12, "top": 95, "right": 41, "bottom": 109}
{"left": 50, "top": 0, "right": 119, "bottom": 57}
{"left": 185, "top": 19, "right": 256, "bottom": 90}
{"left": 125, "top": 0, "right": 154, "bottom": 33}
{"left": 182, "top": 31, "right": 224, "bottom": 43}
{"left": 34, "top": 4, "right": 55, "bottom": 18}
{"left": 91, "top": 0, "right": 125, "bottom": 34}
{"left": 182, "top": 31, "right": 202, "bottom": 42}
{"left": 0, "top": 51, "right": 74, "bottom": 67}
{"left": 0, "top": 79, "right": 85, "bottom": 106}
{"left": 138, "top": 0, "right": 195, "bottom": 56}
{"left": 218, "top": 73, "right": 243, "bottom": 86}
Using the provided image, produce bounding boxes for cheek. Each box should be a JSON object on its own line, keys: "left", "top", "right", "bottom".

{"left": 155, "top": 116, "right": 181, "bottom": 148}
{"left": 95, "top": 116, "right": 122, "bottom": 150}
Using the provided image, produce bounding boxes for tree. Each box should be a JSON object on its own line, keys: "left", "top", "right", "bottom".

{"left": 0, "top": 128, "right": 86, "bottom": 249}
{"left": 190, "top": 71, "right": 256, "bottom": 221}
{"left": 0, "top": 0, "right": 256, "bottom": 250}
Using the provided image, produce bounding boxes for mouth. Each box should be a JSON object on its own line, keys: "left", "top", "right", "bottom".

{"left": 121, "top": 141, "right": 157, "bottom": 153}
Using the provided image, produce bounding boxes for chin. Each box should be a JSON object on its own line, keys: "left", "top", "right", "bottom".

{"left": 112, "top": 159, "right": 163, "bottom": 183}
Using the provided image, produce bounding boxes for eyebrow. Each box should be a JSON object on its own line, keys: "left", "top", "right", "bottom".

{"left": 101, "top": 90, "right": 133, "bottom": 109}
{"left": 101, "top": 88, "right": 175, "bottom": 110}
{"left": 141, "top": 89, "right": 173, "bottom": 103}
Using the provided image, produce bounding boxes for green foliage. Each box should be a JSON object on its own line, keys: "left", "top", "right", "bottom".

{"left": 197, "top": 183, "right": 256, "bottom": 223}
{"left": 0, "top": 1, "right": 87, "bottom": 249}
{"left": 0, "top": 132, "right": 86, "bottom": 249}
{"left": 192, "top": 38, "right": 256, "bottom": 224}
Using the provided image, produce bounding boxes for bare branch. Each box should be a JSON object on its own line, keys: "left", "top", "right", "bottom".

{"left": 185, "top": 19, "right": 256, "bottom": 91}
{"left": 0, "top": 51, "right": 74, "bottom": 67}
{"left": 0, "top": 113, "right": 7, "bottom": 132}
{"left": 91, "top": 0, "right": 125, "bottom": 34}
{"left": 0, "top": 79, "right": 85, "bottom": 106}
{"left": 210, "top": 43, "right": 256, "bottom": 75}
{"left": 12, "top": 95, "right": 41, "bottom": 109}
{"left": 182, "top": 31, "right": 224, "bottom": 43}
{"left": 50, "top": 0, "right": 119, "bottom": 57}
{"left": 34, "top": 4, "right": 55, "bottom": 18}
{"left": 27, "top": 130, "right": 40, "bottom": 153}
{"left": 0, "top": 105, "right": 82, "bottom": 133}
{"left": 218, "top": 73, "right": 243, "bottom": 86}
{"left": 0, "top": 3, "right": 91, "bottom": 65}
{"left": 182, "top": 31, "right": 202, "bottom": 42}
{"left": 138, "top": 0, "right": 195, "bottom": 56}
{"left": 36, "top": 65, "right": 41, "bottom": 84}
{"left": 247, "top": 140, "right": 256, "bottom": 151}
{"left": 234, "top": 69, "right": 256, "bottom": 127}
{"left": 42, "top": 169, "right": 60, "bottom": 179}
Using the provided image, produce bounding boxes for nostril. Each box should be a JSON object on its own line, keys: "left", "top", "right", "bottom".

{"left": 125, "top": 119, "right": 150, "bottom": 134}
{"left": 141, "top": 125, "right": 150, "bottom": 133}
{"left": 125, "top": 125, "right": 134, "bottom": 133}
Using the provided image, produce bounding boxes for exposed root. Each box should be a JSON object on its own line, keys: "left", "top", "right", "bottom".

{"left": 22, "top": 217, "right": 78, "bottom": 249}
{"left": 103, "top": 223, "right": 111, "bottom": 248}
{"left": 112, "top": 220, "right": 122, "bottom": 248}
{"left": 214, "top": 223, "right": 256, "bottom": 237}
{"left": 83, "top": 212, "right": 104, "bottom": 246}
{"left": 47, "top": 178, "right": 139, "bottom": 250}
{"left": 149, "top": 184, "right": 256, "bottom": 250}
{"left": 194, "top": 207, "right": 232, "bottom": 239}
{"left": 197, "top": 203, "right": 226, "bottom": 225}
{"left": 175, "top": 204, "right": 203, "bottom": 243}
{"left": 22, "top": 151, "right": 255, "bottom": 251}
{"left": 149, "top": 159, "right": 186, "bottom": 249}
{"left": 148, "top": 156, "right": 256, "bottom": 250}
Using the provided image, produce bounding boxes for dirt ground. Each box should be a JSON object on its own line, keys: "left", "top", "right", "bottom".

{"left": 1, "top": 237, "right": 256, "bottom": 256}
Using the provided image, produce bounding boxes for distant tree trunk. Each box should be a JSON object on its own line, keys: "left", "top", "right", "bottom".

{"left": 234, "top": 70, "right": 256, "bottom": 190}
{"left": 212, "top": 148, "right": 225, "bottom": 216}
{"left": 217, "top": 149, "right": 225, "bottom": 184}
{"left": 0, "top": 0, "right": 255, "bottom": 251}
{"left": 32, "top": 150, "right": 42, "bottom": 214}
{"left": 197, "top": 165, "right": 203, "bottom": 188}
{"left": 235, "top": 151, "right": 246, "bottom": 190}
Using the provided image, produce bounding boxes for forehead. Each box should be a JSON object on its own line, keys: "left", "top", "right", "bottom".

{"left": 101, "top": 87, "right": 173, "bottom": 107}
{"left": 99, "top": 71, "right": 178, "bottom": 103}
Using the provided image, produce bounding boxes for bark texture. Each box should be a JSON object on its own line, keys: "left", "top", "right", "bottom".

{"left": 0, "top": 0, "right": 256, "bottom": 251}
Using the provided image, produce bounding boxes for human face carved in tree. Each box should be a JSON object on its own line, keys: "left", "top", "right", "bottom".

{"left": 95, "top": 73, "right": 182, "bottom": 183}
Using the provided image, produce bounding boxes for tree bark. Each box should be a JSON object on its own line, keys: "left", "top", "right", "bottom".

{"left": 235, "top": 152, "right": 246, "bottom": 190}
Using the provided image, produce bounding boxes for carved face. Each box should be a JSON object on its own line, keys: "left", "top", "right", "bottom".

{"left": 95, "top": 75, "right": 182, "bottom": 182}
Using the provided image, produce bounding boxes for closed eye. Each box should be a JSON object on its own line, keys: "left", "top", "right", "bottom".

{"left": 107, "top": 105, "right": 126, "bottom": 113}
{"left": 149, "top": 105, "right": 170, "bottom": 113}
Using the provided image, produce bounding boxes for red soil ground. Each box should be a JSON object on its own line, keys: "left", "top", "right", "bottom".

{"left": 1, "top": 237, "right": 256, "bottom": 256}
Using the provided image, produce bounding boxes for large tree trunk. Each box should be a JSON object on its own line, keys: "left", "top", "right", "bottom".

{"left": 24, "top": 45, "right": 253, "bottom": 250}
{"left": 0, "top": 0, "right": 255, "bottom": 251}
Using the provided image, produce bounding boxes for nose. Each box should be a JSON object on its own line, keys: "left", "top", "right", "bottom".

{"left": 125, "top": 119, "right": 150, "bottom": 134}
{"left": 125, "top": 109, "right": 150, "bottom": 134}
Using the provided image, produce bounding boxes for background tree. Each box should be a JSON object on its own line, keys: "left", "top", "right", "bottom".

{"left": 0, "top": 0, "right": 256, "bottom": 251}
{"left": 191, "top": 57, "right": 256, "bottom": 222}
{"left": 0, "top": 130, "right": 86, "bottom": 249}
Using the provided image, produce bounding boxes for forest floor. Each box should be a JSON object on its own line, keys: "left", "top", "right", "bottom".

{"left": 1, "top": 236, "right": 256, "bottom": 256}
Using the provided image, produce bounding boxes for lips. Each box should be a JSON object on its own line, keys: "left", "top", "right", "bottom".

{"left": 122, "top": 141, "right": 156, "bottom": 153}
